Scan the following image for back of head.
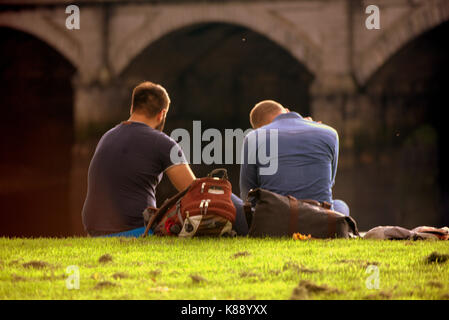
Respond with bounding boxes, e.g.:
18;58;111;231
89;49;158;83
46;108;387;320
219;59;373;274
249;100;285;129
131;81;170;118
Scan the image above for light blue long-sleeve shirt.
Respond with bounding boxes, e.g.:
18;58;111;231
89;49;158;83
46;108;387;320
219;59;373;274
239;112;339;206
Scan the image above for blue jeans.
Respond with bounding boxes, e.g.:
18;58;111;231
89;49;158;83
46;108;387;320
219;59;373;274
333;199;350;216
101;194;249;237
100;227;152;237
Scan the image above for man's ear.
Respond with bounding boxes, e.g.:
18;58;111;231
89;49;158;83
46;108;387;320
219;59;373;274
157;109;166;121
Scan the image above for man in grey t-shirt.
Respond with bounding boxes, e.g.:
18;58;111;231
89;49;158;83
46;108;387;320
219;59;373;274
82;81;248;237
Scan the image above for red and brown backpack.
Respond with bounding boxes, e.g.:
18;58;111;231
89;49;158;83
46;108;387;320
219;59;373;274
142;169;236;237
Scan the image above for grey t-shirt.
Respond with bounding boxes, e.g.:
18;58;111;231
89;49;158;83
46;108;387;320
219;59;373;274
81;121;186;235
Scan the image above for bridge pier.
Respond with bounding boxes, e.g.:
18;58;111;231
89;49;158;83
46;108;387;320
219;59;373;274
311;71;442;229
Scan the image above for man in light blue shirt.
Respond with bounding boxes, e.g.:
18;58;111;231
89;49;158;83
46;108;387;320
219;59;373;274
240;100;349;216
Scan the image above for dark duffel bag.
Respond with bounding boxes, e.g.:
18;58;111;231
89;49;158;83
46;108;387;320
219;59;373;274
244;188;359;238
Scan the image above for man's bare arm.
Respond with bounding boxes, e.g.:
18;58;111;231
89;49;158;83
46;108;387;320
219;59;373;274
165;164;196;192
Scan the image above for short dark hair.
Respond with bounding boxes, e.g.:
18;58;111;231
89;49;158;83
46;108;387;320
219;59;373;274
131;81;170;117
250;100;285;128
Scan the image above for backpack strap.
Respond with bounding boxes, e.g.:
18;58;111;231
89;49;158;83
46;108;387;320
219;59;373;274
142;184;192;237
344;216;360;237
302;199;332;209
243;188;260;228
327;212;337;238
287;196;299;235
207;168;228;180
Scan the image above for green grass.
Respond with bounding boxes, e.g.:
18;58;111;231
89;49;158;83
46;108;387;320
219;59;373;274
0;237;448;300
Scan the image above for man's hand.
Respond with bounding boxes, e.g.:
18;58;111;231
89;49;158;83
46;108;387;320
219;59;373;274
165;164;196;192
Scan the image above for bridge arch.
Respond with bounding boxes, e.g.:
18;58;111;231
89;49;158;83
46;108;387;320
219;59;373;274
0;26;77;237
0;10;82;72
110;5;321;77
356;0;449;85
117;21;315;203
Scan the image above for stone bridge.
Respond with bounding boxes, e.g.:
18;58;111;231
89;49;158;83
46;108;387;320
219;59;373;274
1;0;448;236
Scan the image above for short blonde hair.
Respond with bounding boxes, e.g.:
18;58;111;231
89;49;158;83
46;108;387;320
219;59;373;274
249;100;285;128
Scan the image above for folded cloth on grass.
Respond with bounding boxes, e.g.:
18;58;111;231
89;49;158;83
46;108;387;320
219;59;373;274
363;226;449;240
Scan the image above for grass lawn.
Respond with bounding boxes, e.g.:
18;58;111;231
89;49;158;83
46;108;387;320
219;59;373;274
0;237;448;300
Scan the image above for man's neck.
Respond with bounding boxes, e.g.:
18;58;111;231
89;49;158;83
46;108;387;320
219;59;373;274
127;113;158;129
